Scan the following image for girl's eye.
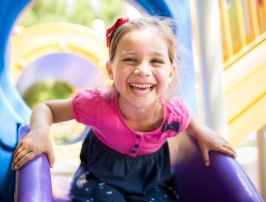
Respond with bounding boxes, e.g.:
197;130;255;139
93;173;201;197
124;58;136;62
151;59;163;64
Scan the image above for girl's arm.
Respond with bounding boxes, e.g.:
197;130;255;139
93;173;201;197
12;99;73;170
186;112;237;166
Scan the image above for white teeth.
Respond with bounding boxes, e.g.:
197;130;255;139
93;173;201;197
132;88;151;94
129;83;154;94
130;84;153;88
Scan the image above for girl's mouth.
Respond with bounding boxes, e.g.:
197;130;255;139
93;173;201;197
129;83;154;94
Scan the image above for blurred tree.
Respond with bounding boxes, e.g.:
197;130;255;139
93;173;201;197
22;79;80;144
19;0;125;109
18;0;123;28
23;79;74;109
18;0;124;143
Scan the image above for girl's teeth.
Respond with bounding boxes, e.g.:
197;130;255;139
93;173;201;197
129;83;154;93
130;84;153;88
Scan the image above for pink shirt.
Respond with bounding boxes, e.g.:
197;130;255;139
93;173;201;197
72;89;191;157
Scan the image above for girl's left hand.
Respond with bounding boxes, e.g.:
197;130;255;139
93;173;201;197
196;129;237;166
187;112;237;166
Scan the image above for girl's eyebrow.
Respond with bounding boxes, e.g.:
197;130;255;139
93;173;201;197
153;51;168;58
119;51;168;58
119;50;136;55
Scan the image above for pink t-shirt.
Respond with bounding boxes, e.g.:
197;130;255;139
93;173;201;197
72;89;191;157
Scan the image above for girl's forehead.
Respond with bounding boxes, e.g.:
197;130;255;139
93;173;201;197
115;30;169;58
119;29;167;47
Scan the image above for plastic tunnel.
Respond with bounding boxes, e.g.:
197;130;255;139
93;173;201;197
1;0;265;201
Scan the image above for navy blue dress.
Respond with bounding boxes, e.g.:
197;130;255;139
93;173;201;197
70;129;179;202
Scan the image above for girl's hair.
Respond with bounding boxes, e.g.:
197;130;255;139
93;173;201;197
107;15;182;99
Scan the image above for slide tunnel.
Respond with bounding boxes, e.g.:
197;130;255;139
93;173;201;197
0;0;195;200
10;22;106;94
3;0;265;200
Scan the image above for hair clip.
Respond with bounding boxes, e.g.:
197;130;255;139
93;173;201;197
106;17;129;47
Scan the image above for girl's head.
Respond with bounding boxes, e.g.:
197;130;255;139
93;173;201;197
106;15;181;101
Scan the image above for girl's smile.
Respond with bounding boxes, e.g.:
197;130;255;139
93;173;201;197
129;83;155;96
107;29;175;113
13;17;238;202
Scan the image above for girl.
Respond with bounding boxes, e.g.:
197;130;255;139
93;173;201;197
12;16;236;202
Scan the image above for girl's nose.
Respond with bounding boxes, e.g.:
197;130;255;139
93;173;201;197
134;63;151;76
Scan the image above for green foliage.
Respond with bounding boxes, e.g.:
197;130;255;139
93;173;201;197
23;79;74;109
19;0;125;110
18;0;123;28
22;79;82;144
18;0;124;143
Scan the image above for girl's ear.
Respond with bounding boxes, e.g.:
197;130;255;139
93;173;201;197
106;62;114;80
169;65;176;83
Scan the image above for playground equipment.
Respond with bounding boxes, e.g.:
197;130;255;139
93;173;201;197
0;1;196;201
10;22;106;94
0;0;265;201
16;125;264;202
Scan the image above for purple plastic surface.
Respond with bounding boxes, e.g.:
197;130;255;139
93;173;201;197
172;133;265;202
15;125;265;202
16;126;53;202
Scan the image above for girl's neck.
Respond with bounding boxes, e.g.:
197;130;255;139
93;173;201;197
118;98;164;132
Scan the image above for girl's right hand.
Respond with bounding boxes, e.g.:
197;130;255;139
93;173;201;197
12;128;55;170
12;99;74;170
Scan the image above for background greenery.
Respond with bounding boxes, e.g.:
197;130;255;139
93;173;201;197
18;0;123;143
19;0;123;28
23;79;73;108
20;0;123;109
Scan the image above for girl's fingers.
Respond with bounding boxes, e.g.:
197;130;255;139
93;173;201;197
223;141;232;148
45;149;55;168
12;146;25;166
221;144;237;158
224;142;236;152
13;143;25;160
13;151;35;170
13;142;22;154
201;148;210;167
12;147;34;170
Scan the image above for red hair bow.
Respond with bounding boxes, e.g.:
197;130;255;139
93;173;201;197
106;17;129;47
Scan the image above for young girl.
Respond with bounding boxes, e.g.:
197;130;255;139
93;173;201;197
13;16;236;202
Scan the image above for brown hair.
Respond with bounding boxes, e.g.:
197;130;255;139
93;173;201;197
107;15;182;99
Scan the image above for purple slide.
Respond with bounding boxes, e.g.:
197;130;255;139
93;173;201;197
15;125;264;202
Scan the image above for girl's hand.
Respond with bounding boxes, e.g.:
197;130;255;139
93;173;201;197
187;112;237;166
196;129;237;166
12;99;73;170
12;128;55;170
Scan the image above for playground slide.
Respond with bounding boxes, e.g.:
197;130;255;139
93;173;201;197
223;35;266;147
9;18;266;200
11;22;266;149
0;1;195;201
10;22;108;84
16;125;264;202
9;23;108;199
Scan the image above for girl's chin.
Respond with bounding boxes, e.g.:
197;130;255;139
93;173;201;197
125;98;159;109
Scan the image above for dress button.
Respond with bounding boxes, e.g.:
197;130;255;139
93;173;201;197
136;135;141;139
134;144;139;148
131;150;137;153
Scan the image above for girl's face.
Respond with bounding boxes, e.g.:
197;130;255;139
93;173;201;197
107;29;175;112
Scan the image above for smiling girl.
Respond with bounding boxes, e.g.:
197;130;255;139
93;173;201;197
13;16;236;202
